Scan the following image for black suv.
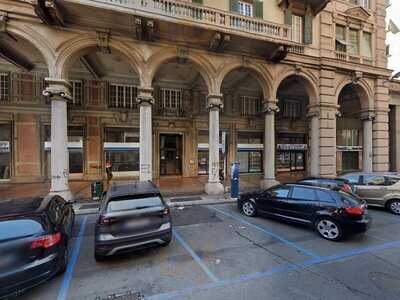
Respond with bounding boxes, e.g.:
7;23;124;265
94;181;172;261
238;184;371;241
0;195;75;298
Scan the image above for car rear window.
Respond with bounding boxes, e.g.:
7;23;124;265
331;191;361;206
0;218;44;242
107;196;163;212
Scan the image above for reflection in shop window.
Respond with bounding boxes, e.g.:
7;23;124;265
104;127;139;174
0;124;11;179
44;125;84;176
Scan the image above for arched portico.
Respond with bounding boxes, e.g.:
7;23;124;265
274;72;320;179
336;80;374;173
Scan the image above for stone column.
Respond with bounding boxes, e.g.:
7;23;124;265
43;78;73;201
261;100;279;188
137;87;154;181
307;107;320;177
205;94;224;195
361;111;375;172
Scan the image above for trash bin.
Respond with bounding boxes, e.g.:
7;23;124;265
91;181;103;201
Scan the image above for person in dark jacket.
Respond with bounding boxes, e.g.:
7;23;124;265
106;161;113;186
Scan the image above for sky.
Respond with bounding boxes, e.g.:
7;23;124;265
387;1;400;75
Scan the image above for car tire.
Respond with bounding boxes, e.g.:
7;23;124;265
315;218;343;241
94;251;106;262
387;199;400;215
241;200;257;217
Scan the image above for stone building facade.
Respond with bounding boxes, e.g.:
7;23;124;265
0;0;396;199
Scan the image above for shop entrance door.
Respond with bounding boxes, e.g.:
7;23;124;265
160;134;182;176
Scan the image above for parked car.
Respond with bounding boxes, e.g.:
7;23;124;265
298;177;354;193
340;172;400;215
94;181;172;261
0;195;75;299
238;184;371;241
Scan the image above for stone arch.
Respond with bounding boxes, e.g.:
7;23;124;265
216;61;273;100
273;69;319;106
146;49;215;93
55;35;145;81
6;23;55;75
335;78;374;110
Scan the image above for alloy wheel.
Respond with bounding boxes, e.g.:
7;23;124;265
242;201;256;217
389;200;400;215
317;219;340;240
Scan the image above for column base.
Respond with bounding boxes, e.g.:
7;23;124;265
205;182;224;195
49;189;74;202
260;178;280;189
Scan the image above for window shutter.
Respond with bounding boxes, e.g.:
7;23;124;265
192;0;203;4
230;0;239;12
254;1;263;19
284;8;292;25
304;7;313;44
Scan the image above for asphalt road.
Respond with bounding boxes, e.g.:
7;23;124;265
19;204;400;300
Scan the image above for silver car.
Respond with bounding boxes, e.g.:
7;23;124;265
340;172;400;215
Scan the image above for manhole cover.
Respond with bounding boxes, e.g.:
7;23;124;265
80;203;100;209
170;196;203;203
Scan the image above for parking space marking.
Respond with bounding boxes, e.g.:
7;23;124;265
57;216;88;300
172;228;219;283
211;207;320;259
147;238;400;300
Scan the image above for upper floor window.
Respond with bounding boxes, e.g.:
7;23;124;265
109;83;138;109
349;0;371;9
241;96;261;116
238;1;253;17
292;14;304;43
361;32;372;58
70;80;83;107
282;99;301;119
337;129;359;146
348;29;360;55
161;88;182;110
0;74;9;102
335;25;347;52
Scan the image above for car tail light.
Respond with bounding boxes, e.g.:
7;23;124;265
162;207;170;217
99;216;117;225
345;205;365;216
342;183;352;193
31;232;61;249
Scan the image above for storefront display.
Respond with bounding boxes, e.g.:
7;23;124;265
276;133;307;173
197;130;227;175
0;124;11;180
237;131;263;173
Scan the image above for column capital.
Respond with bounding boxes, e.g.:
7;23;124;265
43;78;72;101
207;94;224;110
262;99;279;114
360;110;376;121
306;106;320;118
137;87;155;106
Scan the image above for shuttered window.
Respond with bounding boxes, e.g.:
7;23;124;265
109;84;138;109
292;14;304;43
161;88;182;109
336;25;347;52
348;29;360;55
361;32;372;58
238;1;253;17
70;80;83;107
0;74;9;102
242;96;261;116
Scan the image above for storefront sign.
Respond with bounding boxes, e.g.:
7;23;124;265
44;141;84;151
277;144;308;151
337;146;362;151
0;141;10;153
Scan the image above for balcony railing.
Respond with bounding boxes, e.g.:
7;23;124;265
79;0;292;42
335;51;373;65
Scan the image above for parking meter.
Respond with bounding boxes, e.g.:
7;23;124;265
231;162;240;199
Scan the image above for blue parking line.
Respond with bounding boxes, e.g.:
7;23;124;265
211;207;320;259
147;239;400;300
172;228;219;283
57;216;88;300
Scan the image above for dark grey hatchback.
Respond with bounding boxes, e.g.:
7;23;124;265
94;181;172;261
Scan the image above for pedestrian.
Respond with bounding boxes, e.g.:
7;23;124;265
105;161;113;187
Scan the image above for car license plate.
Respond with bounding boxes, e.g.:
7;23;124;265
124;219;150;229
